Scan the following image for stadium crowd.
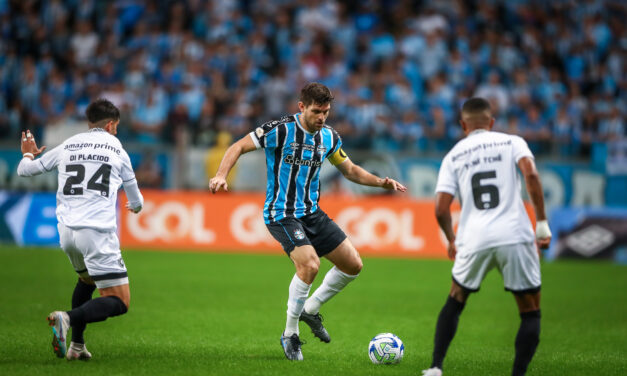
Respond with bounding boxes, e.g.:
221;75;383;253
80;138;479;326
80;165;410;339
0;0;625;157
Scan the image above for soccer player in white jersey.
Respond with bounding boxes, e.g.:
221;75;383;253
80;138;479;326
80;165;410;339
421;98;552;376
17;99;144;360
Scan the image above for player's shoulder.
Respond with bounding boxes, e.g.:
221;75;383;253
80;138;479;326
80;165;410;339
322;124;340;137
259;115;296;132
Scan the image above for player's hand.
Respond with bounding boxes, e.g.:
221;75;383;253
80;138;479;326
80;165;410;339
447;242;457;260
209;176;228;193
537;236;551;250
20;130;46;157
381;177;407;192
126;202;142;214
535;220;551;250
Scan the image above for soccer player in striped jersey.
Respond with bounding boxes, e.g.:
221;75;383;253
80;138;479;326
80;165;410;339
209;82;407;361
421;98;551;376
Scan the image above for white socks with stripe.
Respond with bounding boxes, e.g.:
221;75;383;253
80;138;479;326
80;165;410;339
304;266;359;315
285;274;311;336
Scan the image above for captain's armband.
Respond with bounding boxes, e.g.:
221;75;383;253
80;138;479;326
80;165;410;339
328;147;349;166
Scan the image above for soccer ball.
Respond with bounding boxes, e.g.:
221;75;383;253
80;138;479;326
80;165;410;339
368;333;404;364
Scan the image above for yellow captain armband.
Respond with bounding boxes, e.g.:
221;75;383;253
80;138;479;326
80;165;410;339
328;147;349;166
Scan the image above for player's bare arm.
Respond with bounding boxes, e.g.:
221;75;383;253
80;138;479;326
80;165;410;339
518;156;552;249
20;130;46;159
334;158;407;192
209;134;257;193
435;192;457;260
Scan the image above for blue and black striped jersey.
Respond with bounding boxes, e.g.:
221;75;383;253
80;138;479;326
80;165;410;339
250;113;346;224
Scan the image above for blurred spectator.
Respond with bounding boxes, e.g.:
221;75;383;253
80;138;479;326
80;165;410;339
0;0;623;159
132;90;168;144
135;152;164;189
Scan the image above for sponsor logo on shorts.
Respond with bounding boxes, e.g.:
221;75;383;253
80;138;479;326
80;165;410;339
294;229;305;240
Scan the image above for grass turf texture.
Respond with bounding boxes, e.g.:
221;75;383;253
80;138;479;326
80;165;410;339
0;246;625;376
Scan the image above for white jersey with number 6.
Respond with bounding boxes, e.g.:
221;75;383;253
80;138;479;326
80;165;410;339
24;128;137;231
435;130;535;255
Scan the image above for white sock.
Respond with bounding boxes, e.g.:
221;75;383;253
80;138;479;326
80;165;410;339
285;274;311;336
304;266;359;314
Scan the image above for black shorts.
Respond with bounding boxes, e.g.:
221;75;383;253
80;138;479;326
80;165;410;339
266;209;347;257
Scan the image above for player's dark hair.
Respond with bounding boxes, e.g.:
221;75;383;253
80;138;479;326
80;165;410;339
85;98;120;126
461;97;491;114
300;83;334;106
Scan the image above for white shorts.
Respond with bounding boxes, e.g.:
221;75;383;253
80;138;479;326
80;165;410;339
452;242;541;293
58;223;129;289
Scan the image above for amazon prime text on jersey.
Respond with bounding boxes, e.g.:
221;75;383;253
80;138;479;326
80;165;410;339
64;142;121;154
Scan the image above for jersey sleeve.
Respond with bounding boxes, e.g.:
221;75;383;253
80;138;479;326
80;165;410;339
512;136;534;163
326;128;347;165
435;153;457;195
17;145;62;176
250;120;280;149
38;145;62;171
120;150;137;183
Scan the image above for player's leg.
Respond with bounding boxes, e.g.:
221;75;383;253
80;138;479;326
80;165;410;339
512;292;541;376
266;218;317;360
48;223;95;359
279;245;318;360
305;238;361;315
300;211;355;343
66;275;96;360
287;244;319;332
49;228;130;359
497;242;542;376
424;249;495;375
425;280;470;375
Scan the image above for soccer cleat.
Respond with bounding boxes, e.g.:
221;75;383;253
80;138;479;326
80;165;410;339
66;342;92;361
280;332;304;361
299;311;331;343
47;311;70;358
422;367;443;376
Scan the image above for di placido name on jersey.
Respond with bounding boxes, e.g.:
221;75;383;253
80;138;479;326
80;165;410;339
64;142;122;155
69;154;111;162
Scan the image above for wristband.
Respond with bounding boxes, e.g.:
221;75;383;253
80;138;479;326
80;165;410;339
23;152;34;159
535;219;552;239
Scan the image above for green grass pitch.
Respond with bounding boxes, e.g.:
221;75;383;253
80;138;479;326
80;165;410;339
0;246;625;375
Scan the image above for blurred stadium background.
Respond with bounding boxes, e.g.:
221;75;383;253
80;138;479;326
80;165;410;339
0;0;625;260
0;1;626;375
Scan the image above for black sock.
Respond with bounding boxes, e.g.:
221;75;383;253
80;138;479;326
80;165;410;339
70;279;96;344
67;296;128;327
431;296;466;369
512;310;541;376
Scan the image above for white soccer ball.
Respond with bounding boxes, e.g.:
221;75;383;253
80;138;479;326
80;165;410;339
368;333;404;364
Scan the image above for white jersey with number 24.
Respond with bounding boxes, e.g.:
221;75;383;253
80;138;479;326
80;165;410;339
29;128;137;231
435;130;535;254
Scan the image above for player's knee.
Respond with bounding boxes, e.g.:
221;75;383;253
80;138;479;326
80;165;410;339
122;297;130;311
449;283;469;303
305;259;320;275
297;257;320;277
348;257;363;275
79;275;95;285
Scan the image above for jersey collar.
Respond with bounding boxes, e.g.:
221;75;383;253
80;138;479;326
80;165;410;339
468;129;488;137
89;127;107;132
294;113;318;135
